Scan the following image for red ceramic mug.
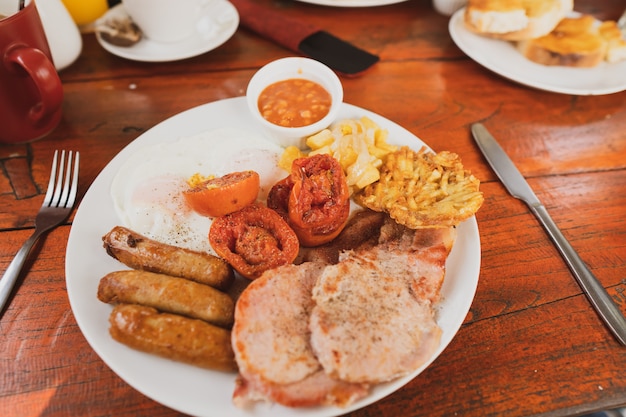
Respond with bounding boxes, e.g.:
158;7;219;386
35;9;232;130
0;1;63;144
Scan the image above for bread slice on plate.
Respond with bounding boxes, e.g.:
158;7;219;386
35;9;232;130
518;15;626;67
598;20;626;63
518;15;604;67
464;0;574;41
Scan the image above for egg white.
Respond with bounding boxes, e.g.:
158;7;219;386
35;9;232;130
110;127;287;254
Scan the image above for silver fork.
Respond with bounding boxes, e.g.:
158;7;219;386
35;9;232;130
0;150;80;315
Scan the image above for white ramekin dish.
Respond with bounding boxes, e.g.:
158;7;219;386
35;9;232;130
246;56;343;149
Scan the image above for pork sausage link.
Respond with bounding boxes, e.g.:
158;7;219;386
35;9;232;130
98;270;234;328
109;304;237;372
102;225;234;290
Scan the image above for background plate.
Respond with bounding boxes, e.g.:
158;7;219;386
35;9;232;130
296;0;408;7
449;8;626;95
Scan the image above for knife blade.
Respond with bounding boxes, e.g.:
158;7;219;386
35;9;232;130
471;122;626;345
230;0;379;76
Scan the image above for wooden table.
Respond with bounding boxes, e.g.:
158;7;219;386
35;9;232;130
2;0;625;416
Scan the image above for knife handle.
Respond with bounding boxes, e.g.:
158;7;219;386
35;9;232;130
229;0;320;52
529;203;626;345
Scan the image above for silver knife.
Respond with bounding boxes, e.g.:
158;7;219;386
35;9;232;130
471;122;626;345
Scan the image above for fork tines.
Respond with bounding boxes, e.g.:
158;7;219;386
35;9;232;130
44;150;80;209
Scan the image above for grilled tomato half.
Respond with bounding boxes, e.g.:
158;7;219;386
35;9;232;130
183;170;260;218
208;203;299;279
268;154;350;247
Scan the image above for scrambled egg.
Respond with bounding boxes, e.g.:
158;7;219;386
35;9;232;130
186;173;215;188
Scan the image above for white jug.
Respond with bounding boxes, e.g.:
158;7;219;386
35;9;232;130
30;0;83;70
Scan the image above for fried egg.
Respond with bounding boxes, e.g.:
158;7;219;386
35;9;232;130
110;127;287;254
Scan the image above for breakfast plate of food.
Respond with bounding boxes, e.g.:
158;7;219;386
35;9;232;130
66;96;482;416
449;5;626;95
95;0;239;62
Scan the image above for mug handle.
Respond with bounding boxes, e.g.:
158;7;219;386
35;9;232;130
6;46;63;123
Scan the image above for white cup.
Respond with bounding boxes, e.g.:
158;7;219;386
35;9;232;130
122;0;207;43
432;0;466;16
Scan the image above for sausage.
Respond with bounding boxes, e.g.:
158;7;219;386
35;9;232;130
98;270;234;328
102;226;234;291
109;304;237;372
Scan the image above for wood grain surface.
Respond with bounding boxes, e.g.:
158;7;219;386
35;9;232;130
1;0;625;416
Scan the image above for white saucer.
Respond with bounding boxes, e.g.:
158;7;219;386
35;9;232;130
449;8;626;95
96;0;239;62
296;0;408;7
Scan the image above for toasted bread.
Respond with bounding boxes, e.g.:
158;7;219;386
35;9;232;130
464;0;573;41
518;15;626;67
598;20;626;63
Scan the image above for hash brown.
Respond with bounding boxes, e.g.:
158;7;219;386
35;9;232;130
354;146;484;228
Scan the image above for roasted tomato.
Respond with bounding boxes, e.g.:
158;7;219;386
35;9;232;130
208;203;299;279
183;171;260;218
266;175;292;218
269;154;350;247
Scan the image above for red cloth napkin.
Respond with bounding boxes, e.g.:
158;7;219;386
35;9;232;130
230;0;320;52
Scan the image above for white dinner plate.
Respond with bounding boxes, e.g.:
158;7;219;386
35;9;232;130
449;8;626;95
95;1;239;62
296;0;408;7
65;97;481;417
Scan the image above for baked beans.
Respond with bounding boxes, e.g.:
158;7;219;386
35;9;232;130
258;78;332;128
